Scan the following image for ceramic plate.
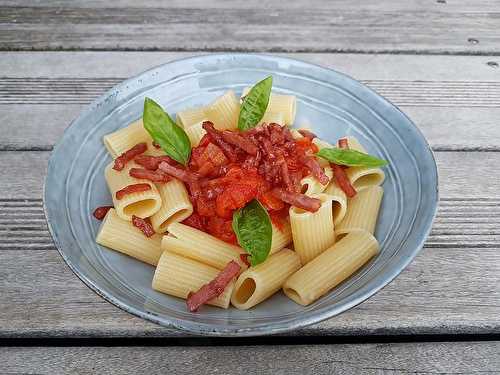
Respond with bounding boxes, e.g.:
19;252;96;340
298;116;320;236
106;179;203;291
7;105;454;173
44;54;438;336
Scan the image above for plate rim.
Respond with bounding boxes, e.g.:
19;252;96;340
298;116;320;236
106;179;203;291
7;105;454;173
44;53;439;336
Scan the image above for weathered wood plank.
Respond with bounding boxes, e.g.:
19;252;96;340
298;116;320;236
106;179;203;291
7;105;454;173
3;52;499;80
4;105;500;152
1;53;500;151
4;78;500;107
0;5;499;53
0;245;499;338
2;198;499;250
3;0;500;12
2;342;500;374
0;151;498;198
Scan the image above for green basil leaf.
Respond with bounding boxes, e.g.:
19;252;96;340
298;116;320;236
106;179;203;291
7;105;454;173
317;147;388;168
232;199;272;266
143;97;191;165
238;76;273;131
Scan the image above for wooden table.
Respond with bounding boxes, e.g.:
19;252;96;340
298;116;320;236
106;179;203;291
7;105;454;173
1;2;499;374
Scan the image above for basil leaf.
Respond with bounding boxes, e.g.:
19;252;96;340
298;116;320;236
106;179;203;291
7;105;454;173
238;76;273;131
232;199;272;266
143;98;191;165
317;147;388;168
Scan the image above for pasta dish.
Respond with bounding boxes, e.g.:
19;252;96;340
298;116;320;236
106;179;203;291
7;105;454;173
93;76;388;312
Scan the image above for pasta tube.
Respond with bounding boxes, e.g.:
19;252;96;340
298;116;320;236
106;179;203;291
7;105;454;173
301;166;333;196
323;181;348;225
161;222;247;270
152;252;234;309
336;185;383;240
205;91;240;130
342;136;385;190
96;208;163;266
150;179;193;233
270;220;292;255
242;88;296;125
103;119;152;159
104;162;162;221
231;249;301;310
175;106;207;128
290;193;335;264
283;230;379;306
259;111;285;126
184;120;207;147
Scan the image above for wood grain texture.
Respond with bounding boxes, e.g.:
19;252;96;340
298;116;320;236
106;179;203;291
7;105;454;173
0;4;499;53
1;52;500;151
0;151;499;337
0;246;499;338
2;198;499;251
4;78;500;107
2;342;500;374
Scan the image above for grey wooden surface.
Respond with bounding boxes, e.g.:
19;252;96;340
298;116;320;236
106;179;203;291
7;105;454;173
1;1;500;374
2;342;500;375
1;1;499;54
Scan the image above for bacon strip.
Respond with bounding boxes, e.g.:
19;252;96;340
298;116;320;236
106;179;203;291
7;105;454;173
158;162;200;183
115;183;151;200
333;138;357;198
221;130;259;155
298;129;317;140
134;155;177;170
271;188;321;212
276;152;293;191
301;156;330;185
129;168;171;183
202;121;237;162
113;143;148;171
186;260;241;312
93;206;113;220
132;215;155;237
332;164;357;198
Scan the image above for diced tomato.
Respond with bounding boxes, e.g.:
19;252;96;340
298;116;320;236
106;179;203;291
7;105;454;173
216;184;257;218
196;197;217;217
182;213;207;232
295;137;318;155
207;216;237;244
259;190;285;211
269;208;289;231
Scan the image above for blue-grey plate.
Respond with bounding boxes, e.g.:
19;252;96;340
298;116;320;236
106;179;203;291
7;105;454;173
44;54;438;336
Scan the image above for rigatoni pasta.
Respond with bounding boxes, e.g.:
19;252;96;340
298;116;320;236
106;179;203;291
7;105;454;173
283;231;379;306
343;136;385;190
94;77;389;313
104;162;162;221
242;88;296;125
323;181;348;225
301;166;333;196
205;91;240;130
153;252;234;309
96;208;163;266
231;249;301;310
176;106;207;128
150;179;193;233
290;193;336;264
184;121;207;147
270;220;292;255
336;185;384;240
103;119;152;159
161;222;247;270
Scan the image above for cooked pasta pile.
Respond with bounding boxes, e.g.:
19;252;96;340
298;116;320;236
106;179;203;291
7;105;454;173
94;77;388;312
